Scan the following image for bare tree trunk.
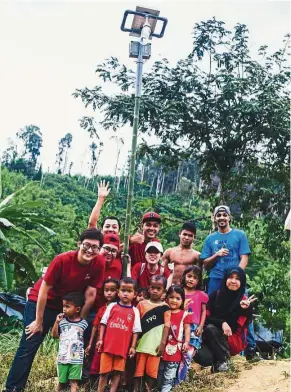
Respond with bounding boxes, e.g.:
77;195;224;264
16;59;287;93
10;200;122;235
156;170;162;198
150;174;156;194
140;163;145;182
160;172;165;195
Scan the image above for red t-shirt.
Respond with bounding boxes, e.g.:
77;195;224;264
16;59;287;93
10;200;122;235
131;263;171;289
129;238;160;266
163;310;191;362
94;256;122;310
93;304;107;327
100;302;142;359
28;251;105;310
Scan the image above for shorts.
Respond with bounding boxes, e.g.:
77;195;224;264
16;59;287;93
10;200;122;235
189;323;202;349
99;352;126;374
134;353;161;379
57;363;82;383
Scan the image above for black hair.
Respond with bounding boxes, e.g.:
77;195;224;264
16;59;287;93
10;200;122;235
101;216;121;231
63;292;85;308
120;277;137;290
166;286;185;309
181;265;203;290
79;228;103;246
149;274;167;289
103;278;120;291
180;221;196;236
137;287;149;298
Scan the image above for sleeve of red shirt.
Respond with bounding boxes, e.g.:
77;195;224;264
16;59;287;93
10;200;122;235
93;305;106;326
43;254;64;287
184;313;192;324
131;263;141;281
91;256;106;289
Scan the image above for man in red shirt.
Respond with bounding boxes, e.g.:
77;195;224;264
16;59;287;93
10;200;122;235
4;228;105;392
129;212;161;266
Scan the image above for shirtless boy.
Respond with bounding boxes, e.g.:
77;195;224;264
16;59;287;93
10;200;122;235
162;221;201;285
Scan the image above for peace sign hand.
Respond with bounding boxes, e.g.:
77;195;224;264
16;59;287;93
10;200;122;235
240;294;257;309
98;180;111;199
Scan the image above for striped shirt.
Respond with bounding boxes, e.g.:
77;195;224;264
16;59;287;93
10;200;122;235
57;318;88;364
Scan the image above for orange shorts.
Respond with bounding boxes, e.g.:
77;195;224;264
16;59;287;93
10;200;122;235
99;352;126;374
134;353;161;379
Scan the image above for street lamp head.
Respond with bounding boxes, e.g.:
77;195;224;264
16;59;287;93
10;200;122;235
121;6;168;39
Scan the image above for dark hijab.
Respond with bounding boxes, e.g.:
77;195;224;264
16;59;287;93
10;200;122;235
208;267;251;332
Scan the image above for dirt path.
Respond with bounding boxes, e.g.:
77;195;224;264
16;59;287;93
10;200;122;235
225;359;290;392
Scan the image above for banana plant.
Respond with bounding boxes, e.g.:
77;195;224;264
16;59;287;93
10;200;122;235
0;183;55;291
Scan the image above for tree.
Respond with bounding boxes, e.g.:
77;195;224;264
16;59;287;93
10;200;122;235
16;125;43;173
73;19;290;203
0;184;55;291
55;133;73;174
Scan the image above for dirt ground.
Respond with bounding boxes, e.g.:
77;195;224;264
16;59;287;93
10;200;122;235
225;359;290;392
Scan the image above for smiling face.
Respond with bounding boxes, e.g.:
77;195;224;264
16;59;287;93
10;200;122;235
78;239;100;264
179;229;195;247
166;290;183;311
102;219;120;235
142;220;160;240
214;211;231;231
226;272;241;291
145;248;161;265
100;244;119;263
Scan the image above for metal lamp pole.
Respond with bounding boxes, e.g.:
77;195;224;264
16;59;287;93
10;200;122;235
120;9;167;276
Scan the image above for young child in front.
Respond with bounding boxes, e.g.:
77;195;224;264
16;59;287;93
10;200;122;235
133;275;171;392
158;286;191;392
51;292;88;392
85;278;119;376
96;277;141;392
177;266;208;382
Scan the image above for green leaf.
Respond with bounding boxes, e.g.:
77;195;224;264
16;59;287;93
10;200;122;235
11;226;46;251
39;224;56;236
0;218;14;228
0;256;14;291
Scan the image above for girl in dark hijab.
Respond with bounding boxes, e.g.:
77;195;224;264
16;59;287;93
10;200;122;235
202;267;256;372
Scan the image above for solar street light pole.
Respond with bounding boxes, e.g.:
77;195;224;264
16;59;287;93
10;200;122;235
121;9;168;276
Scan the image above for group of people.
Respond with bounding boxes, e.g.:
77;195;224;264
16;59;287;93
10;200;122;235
3;182;257;392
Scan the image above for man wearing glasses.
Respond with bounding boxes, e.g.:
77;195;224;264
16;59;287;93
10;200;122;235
4;228;105;392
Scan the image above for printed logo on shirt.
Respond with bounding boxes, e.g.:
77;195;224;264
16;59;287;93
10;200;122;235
110;317;129;331
85;274;91;280
127;314;133;322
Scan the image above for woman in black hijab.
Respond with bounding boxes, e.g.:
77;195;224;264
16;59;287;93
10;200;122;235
202;266;256;372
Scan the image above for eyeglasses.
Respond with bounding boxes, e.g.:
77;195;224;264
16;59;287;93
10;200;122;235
82;242;100;254
103;246;118;255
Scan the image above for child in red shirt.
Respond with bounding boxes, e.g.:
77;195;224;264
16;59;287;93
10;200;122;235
97;277;141;392
158;286;191;392
85;278;119;375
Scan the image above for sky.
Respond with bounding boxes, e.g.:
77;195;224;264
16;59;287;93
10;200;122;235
0;0;289;176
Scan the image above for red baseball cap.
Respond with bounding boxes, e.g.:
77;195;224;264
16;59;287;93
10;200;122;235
142;212;161;224
103;233;120;249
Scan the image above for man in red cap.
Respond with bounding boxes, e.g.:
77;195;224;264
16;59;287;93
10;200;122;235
129;212;161;266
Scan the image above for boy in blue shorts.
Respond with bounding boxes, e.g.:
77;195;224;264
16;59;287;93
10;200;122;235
52;292;88;392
